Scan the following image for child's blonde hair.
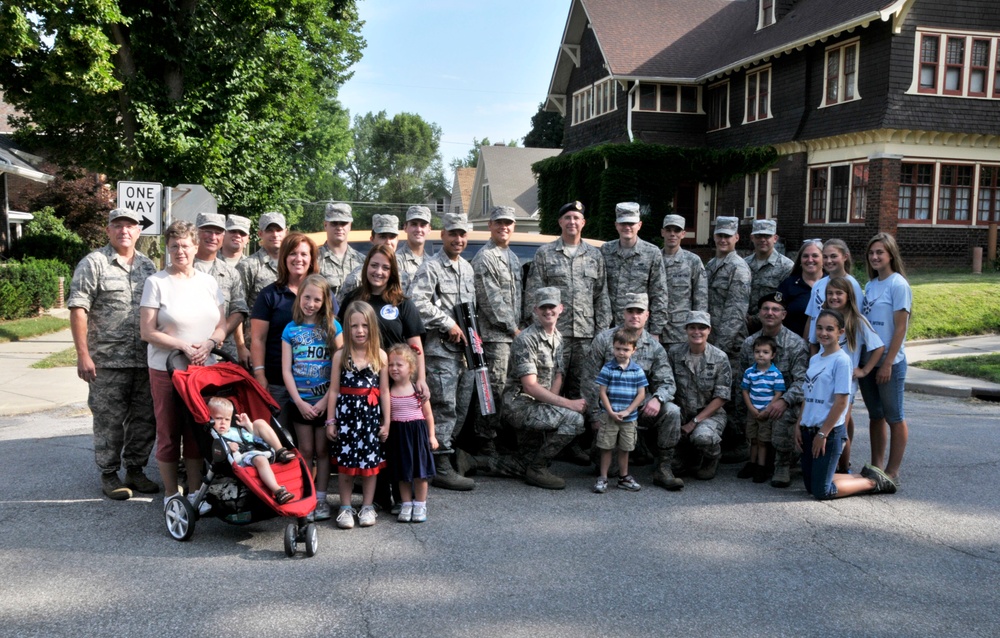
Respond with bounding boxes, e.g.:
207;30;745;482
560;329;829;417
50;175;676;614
386;343;417;383
824;276;870;352
207;396;235;417
341;300;382;373
293;273;339;351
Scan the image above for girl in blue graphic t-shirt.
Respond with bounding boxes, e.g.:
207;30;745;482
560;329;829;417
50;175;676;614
282;274;342;521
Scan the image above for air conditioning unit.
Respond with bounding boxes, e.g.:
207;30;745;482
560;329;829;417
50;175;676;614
744;206;756;219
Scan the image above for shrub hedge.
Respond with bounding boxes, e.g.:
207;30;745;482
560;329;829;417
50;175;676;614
0;258;72;320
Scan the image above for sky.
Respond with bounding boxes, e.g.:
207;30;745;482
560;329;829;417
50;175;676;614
337;0;572;183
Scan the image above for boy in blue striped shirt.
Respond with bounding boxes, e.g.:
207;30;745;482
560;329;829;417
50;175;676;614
740;335;786;483
593;329;648;493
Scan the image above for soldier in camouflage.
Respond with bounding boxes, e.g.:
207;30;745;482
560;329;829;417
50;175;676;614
337;214;400;303
706;216;751;356
318;202;365;299
396;205;434;292
600;202;669;339
660;214;708;346
582;293;684;490
236;212;286;365
737;292;809;488
192;213;249;363
503;287;586;490
68;208;159;500
221;214;250;268
666;311;732;480
470;205;522;463
745;219;794;335
409;213;477;491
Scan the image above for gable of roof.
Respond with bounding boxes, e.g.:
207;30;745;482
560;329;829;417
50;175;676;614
469;145;562;220
452;167;476;214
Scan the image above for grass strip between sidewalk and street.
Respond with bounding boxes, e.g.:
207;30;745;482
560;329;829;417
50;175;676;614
0;316;70;343
902;272;1000;340
912;354;1000;385
31;346;79;369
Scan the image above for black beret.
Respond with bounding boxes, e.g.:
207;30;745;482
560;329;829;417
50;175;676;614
757;292;788;311
558;201;585;217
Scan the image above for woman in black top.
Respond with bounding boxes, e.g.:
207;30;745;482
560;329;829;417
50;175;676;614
777;239;824;338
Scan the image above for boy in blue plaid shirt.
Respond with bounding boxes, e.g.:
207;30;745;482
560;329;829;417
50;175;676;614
593;329;648;493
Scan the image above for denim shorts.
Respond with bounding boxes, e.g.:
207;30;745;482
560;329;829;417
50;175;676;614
858;359;906;424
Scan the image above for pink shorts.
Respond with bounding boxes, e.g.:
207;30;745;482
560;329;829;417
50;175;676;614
149;368;201;463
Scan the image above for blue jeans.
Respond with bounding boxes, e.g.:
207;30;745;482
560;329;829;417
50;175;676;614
859;359;907;424
800;424;846;500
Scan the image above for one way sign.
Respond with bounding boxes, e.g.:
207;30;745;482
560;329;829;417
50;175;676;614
117;181;163;235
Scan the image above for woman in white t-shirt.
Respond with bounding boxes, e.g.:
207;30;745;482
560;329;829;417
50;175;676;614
140;220;226;507
796;309;896;500
858;233;912;489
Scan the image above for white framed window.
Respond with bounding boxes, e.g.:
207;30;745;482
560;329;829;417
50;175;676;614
896;161;1000;225
766;169;779;219
571;77;617;125
758;0;775;30
744;66;771;123
745;170;778;219
823;39;861;106
634;83;700;114
706;81;730;131
482;184;492;216
911;29;1000;99
745;174;758;218
807;161;868;224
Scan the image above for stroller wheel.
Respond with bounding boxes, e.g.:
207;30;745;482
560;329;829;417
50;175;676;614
165;495;196;541
284;523;297;557
304;523;318;557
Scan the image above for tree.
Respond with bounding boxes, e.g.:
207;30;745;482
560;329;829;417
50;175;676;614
449;137;517;172
26;166;116;249
0;1;364;217
523;102;564;149
339;111;445;204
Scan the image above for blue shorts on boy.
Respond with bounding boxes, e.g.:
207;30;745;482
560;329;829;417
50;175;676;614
595;359;648;450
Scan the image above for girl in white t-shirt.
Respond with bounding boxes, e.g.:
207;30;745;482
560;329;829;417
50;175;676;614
803;239;864;342
859;233;912;488
808;277;885;473
796;310;896;499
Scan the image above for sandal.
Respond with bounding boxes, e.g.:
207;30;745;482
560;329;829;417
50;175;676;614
273;486;294;504
275;448;295;464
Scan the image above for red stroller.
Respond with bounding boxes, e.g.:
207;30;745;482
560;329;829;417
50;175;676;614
166;359;319;557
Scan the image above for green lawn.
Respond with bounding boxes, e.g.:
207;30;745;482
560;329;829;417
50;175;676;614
30;346;78;369
0;316;70;343
907;271;1000;339
913;354;1000;385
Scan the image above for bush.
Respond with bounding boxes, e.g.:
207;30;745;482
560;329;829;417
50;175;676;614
10;207;90;269
0;258;72;320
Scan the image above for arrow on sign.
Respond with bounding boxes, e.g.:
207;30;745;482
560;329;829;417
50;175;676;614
141;216;154;231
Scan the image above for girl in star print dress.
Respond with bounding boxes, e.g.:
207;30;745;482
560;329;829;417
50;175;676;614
326;301;390;529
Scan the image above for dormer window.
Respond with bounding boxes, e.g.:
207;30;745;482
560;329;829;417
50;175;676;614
758;0;775;29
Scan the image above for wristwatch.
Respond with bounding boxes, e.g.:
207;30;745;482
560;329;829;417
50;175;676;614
692;416;701;425
816;431;827;439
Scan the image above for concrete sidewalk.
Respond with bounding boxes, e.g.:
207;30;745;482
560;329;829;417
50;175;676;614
0;321;997;415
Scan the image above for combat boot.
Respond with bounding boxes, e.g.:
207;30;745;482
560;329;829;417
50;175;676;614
524;432;572;489
432;457;475;491
101;473;132;500
455;449;478;477
524;465;566;490
694;453;720;480
771;451;792;488
651;448;684;491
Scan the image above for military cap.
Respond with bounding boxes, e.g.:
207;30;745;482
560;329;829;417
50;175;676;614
196;213;226;230
441;213;472;233
751;219;777;235
662;214;686;229
534;287;561;308
109;208;141;224
757;291;788;311
615;202;641;224
226;215;251;234
623;292;649;311
371;214;400;235
686;310;712;327
489;206;517;223
714;216;739;236
558;201;585;217
405;205;433;223
259;212;286;231
325;202;353;223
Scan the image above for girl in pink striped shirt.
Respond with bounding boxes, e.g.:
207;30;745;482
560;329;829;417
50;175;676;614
386;344;438;523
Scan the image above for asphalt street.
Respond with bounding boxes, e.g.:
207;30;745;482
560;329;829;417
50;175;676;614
0;394;998;638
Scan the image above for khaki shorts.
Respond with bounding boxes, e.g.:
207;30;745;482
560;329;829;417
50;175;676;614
595;415;637;452
746;414;774;443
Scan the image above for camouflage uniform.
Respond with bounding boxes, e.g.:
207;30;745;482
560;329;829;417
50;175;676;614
236;248;279;338
396;242;431;294
666;341;732;458
661;249;708;345
409;250;476;454
601;238;669;336
336;266;363;304
706;250;752;356
471;238;522;443
193;257;248;361
745;250;794;324
67;245;157;475
222;255;244;268
524;239;611;399
318;243;365;298
738;326;808;472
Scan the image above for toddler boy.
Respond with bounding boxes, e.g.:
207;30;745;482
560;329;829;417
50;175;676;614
739;336;786;483
593;329;648;493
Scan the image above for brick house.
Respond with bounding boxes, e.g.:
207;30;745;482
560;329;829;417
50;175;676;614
544;0;1000;267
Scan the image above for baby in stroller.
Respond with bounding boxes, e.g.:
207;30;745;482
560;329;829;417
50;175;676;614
208;396;296;504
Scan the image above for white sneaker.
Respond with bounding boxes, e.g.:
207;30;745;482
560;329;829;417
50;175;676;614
411;503;427;523
187;493;211;515
397;503;413;523
358;504;377;527
336;506;355;529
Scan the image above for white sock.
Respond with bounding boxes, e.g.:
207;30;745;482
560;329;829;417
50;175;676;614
413;500;425;508
402;501;413;507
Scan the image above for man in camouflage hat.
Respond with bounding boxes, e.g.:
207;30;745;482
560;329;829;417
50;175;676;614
470;205;522;464
237;212;286;361
745;218;793;335
221;215;251;267
397;205;434;291
581;293;684;490
318;202;365;298
600;202;669;340
68;208;159;500
337;213;400;303
660;214;707;346
502;287;586;489
192;213;249;363
666;311;731;480
737;292;808;488
409;213;477;491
